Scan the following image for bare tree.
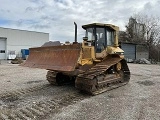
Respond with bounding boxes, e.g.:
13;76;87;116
134;14;160;45
125;16;146;43
125;14;160;61
118;31;129;42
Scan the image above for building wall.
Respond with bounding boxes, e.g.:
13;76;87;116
136;44;149;59
0;27;49;59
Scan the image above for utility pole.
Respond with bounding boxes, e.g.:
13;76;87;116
158;51;160;62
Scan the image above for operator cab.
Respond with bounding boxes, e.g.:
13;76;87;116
82;23;118;53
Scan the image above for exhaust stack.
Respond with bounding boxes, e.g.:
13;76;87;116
74;22;77;43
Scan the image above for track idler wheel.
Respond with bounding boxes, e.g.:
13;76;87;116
46;70;57;85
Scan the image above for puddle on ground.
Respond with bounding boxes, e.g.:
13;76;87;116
108;94;116;98
26;80;43;84
137;80;155;86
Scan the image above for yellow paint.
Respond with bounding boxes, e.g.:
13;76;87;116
116;62;122;71
78;42;95;65
107;46;124;54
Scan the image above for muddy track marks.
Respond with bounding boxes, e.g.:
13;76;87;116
0;84;50;103
0;93;89;120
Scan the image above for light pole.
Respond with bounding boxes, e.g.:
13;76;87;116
158;51;160;62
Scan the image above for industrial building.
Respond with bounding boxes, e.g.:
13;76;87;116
0;27;49;59
120;42;149;62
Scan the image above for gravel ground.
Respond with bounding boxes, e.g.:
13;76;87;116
0;61;47;93
0;61;160;120
49;63;160;120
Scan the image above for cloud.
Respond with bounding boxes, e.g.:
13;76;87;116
25;6;46;13
0;0;159;42
141;1;160;16
30;24;51;29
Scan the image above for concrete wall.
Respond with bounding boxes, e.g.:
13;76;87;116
0;27;49;59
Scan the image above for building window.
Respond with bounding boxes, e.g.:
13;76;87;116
0;50;5;53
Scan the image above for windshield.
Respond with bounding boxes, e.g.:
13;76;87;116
85;28;95;41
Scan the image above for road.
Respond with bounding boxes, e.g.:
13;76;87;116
0;63;160;120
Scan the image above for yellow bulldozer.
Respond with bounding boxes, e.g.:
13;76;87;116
21;22;130;95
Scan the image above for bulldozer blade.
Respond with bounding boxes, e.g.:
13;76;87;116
21;44;81;71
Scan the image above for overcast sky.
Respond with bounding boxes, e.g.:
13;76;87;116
0;0;159;42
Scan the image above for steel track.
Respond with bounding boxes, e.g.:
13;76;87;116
75;58;130;95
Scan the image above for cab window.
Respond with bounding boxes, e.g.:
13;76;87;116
106;30;114;46
86;28;95;41
96;28;105;53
